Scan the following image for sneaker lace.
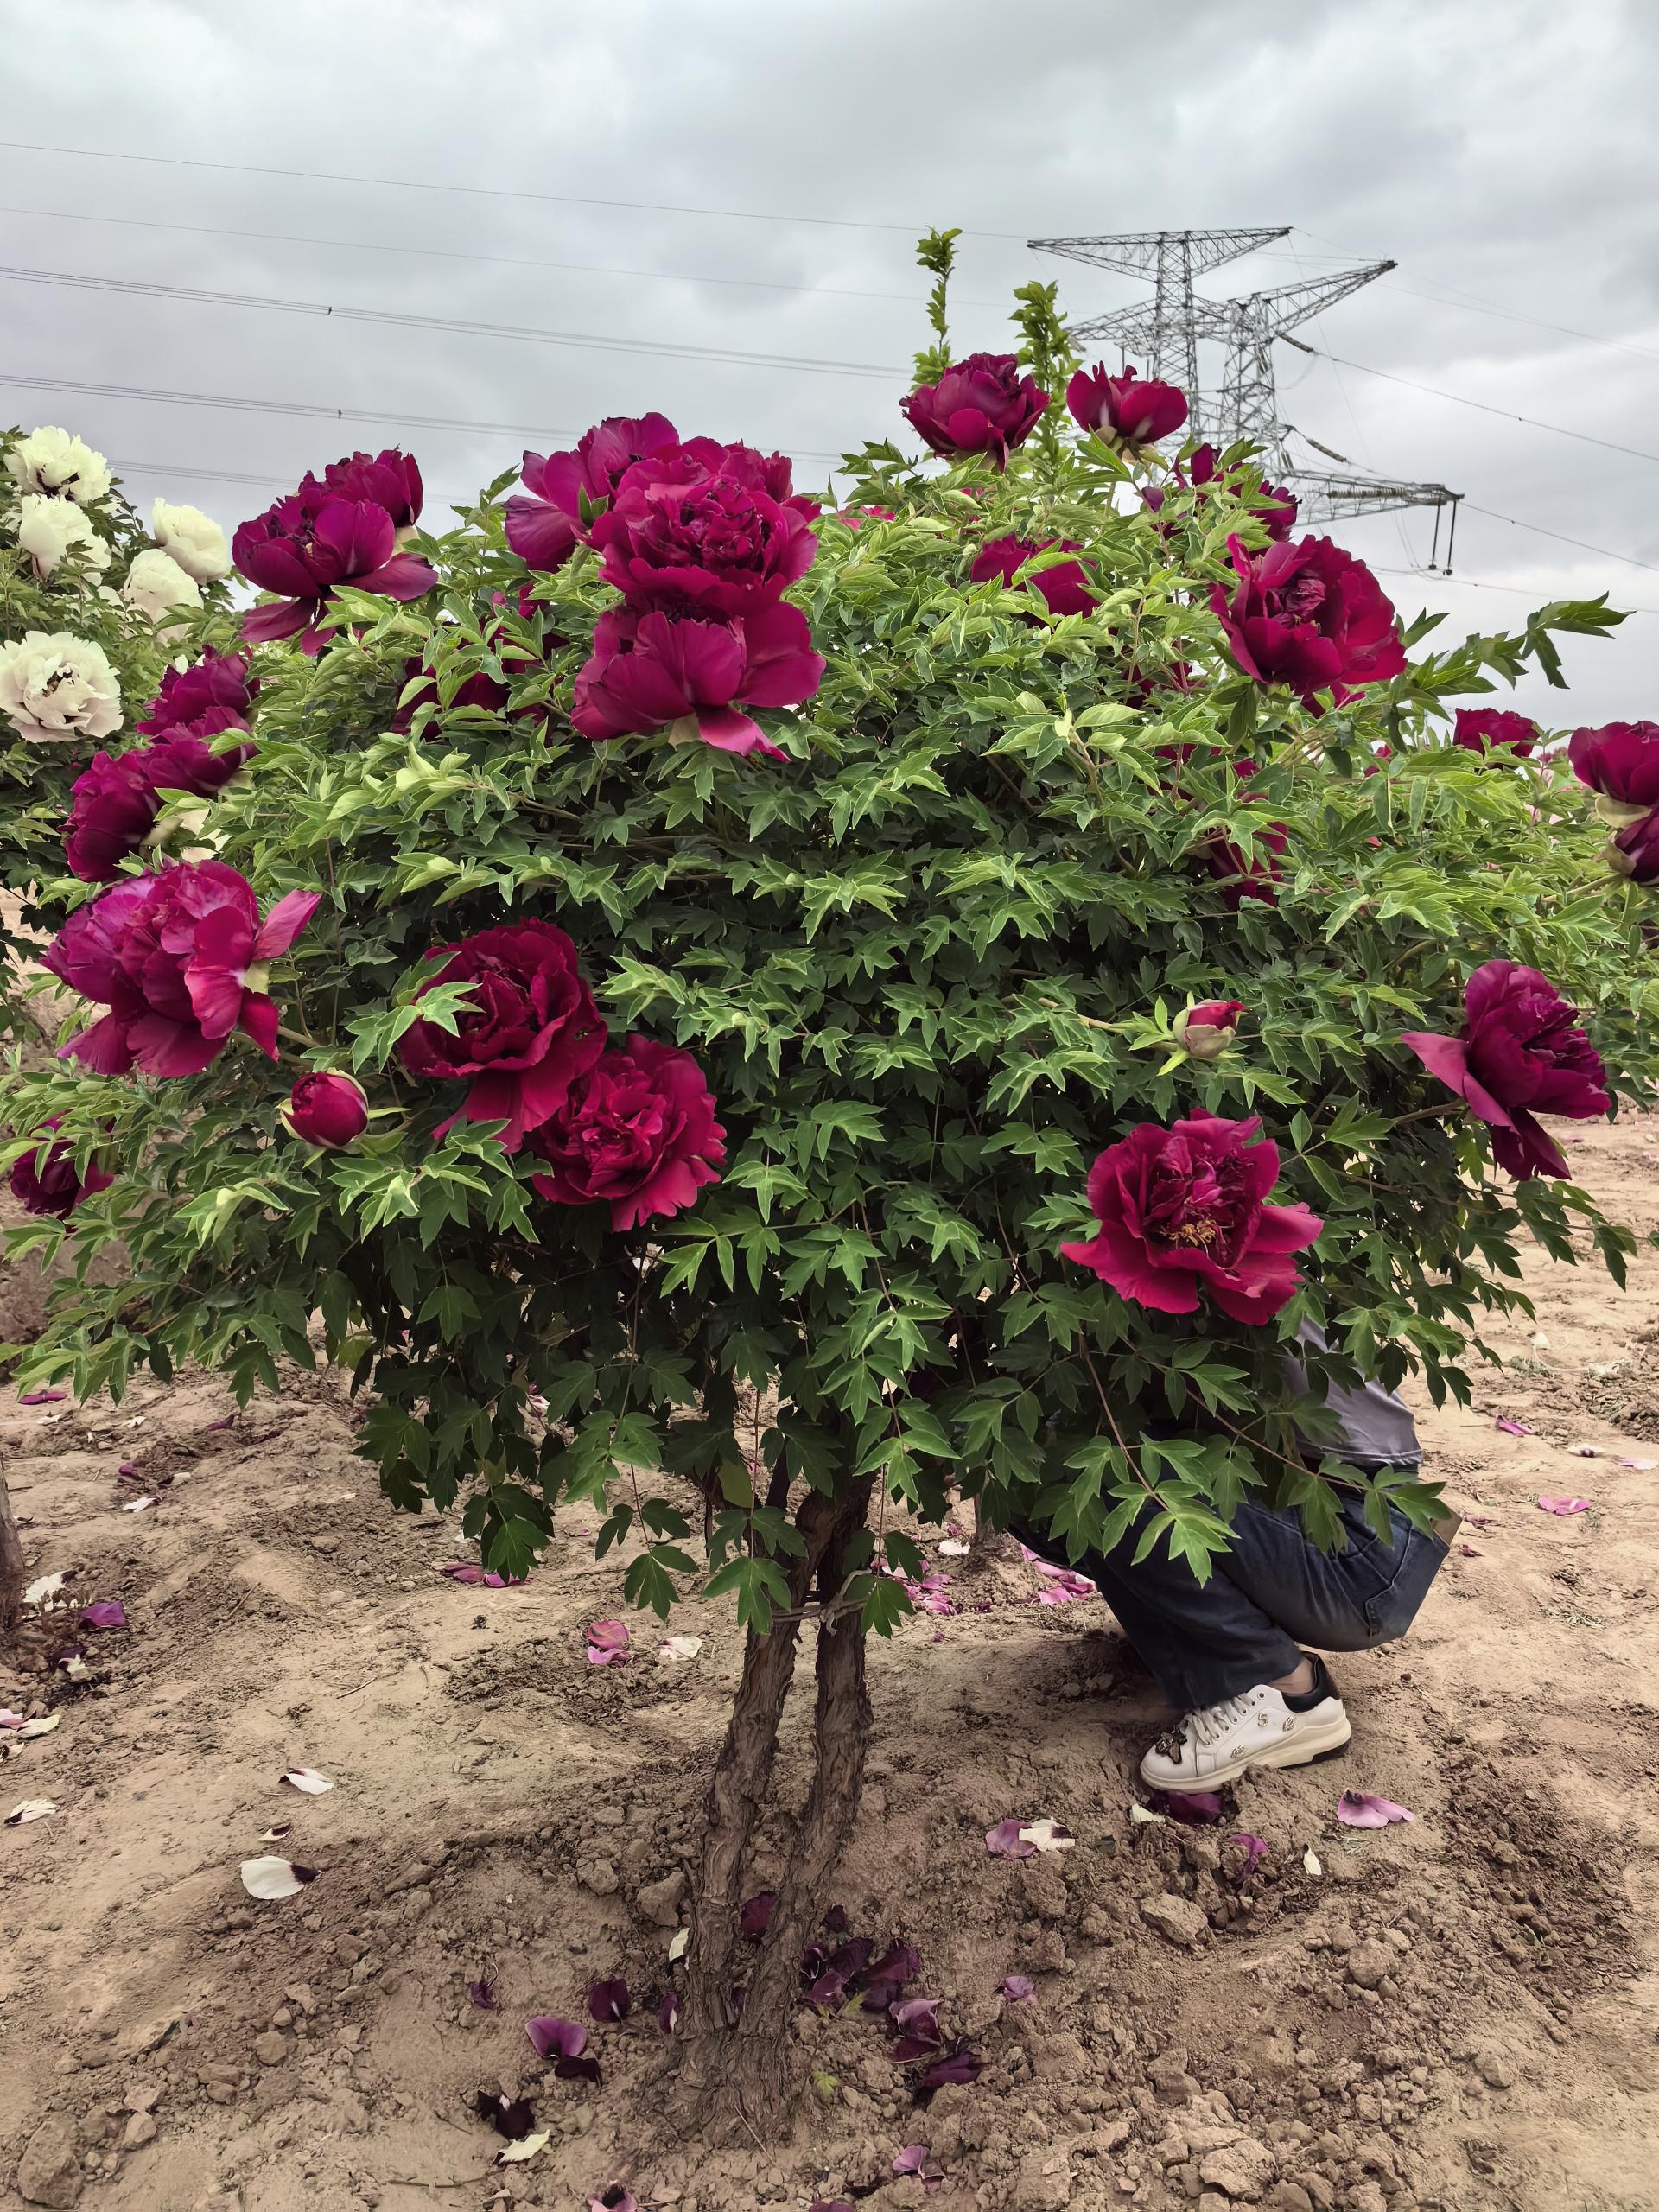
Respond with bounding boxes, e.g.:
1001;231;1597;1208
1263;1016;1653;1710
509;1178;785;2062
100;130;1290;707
1188;1692;1253;1748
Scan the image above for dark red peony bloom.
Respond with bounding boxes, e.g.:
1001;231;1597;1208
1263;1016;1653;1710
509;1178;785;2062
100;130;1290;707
900;353;1048;469
1202;763;1287;908
232;497;437;653
528;1034;726;1230
1062;1111;1321;1325
1453;708;1538;761
1173;1000;1244;1059
1567;720;1659;821
65;728;255;881
280;1071;369;1148
571;603;823;759
590;440;818;618
505;413;681;573
1608;808;1659;883
1144;446;1297;540
41;860;318;1078
969;535;1096;619
1066;363;1188;447
9;1117;114;1219
398;918;605;1151
300;448;423;530
1402;959;1611;1180
391;660;512;736
1211;534;1406;709
137;649;257;735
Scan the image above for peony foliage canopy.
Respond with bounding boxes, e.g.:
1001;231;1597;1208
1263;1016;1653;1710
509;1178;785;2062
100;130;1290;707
3;266;1656;1624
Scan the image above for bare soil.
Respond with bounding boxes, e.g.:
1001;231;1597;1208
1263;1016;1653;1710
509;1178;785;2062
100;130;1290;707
2;1116;1656;2212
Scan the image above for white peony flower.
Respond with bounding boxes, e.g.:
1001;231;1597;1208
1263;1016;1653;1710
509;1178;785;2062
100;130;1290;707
150;496;232;584
122;547;203;623
0;630;123;744
4;426;113;506
15;494;111;580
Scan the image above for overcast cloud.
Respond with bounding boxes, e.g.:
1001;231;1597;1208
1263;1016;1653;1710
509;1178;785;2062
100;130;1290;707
3;0;1656;722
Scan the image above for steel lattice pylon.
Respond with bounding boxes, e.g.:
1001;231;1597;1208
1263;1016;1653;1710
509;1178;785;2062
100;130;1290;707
1030;228;1461;538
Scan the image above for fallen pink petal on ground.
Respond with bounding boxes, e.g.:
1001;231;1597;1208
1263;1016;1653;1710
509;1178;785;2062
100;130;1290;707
1336;1792;1415;1829
1536;1496;1592;1516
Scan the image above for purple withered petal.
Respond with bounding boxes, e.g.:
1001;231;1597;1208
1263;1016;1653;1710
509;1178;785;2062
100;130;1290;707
556;2054;603;2085
1335;1791;1415;1829
893;2145;931;2174
804;1967;851;2011
985;1818;1036;1859
1158;1789;1224;1826
588;2192;638;2212
915;2044;983;2098
658;1988;680;2034
827;1936;875;1980
740;1891;776;1940
524;2015;586;2061
822;1904;849;1932
19;1389;66;1405
78;1602;126;1630
474;2090;536;2140
1226;1832;1268;1881
467;1977;498;2012
999;1974;1035;2001
587;1978;631;2023
809;2202;854;2212
861;1940;922;2010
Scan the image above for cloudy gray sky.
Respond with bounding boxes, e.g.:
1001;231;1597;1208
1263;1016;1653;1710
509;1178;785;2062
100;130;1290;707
4;0;1656;724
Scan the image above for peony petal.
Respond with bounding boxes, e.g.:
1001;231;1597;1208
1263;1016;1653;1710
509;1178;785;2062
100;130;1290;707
1158;1790;1224;1825
474;2089;535;2140
1227;1832;1268;1880
893;2146;931;2174
1303;1847;1323;1876
1335;1791;1415;1829
1128;1802;1166;1826
658;1634;702;1662
667;1927;690;1962
5;1800;55;1826
524;2015;586;2061
1494;1417;1534;1435
468;1977;498;2012
239;1856;318;1899
15;1713;62;1740
496;2132;550;2165
1536;1495;1592;1516
22;1572;68;1608
740;1891;776;1939
18;1389;66;1405
985;1818;1036;1859
259;1823;291;1842
281;1767;334;1795
999;1974;1034;2001
1016;1819;1075;1855
587;1978;631;2023
78;1602;126;1630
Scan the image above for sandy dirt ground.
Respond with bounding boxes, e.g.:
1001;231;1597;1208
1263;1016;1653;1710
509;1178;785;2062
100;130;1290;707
1;1115;1656;2212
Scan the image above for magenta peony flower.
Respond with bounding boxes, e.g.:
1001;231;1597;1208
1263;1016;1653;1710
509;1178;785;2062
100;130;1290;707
391;660;513;735
1062;1111;1321;1325
505;413;680;573
1203;766;1287;908
1173;999;1244;1059
900;353;1048;469
1211;534;1405;709
280;1071;369;1148
1144;446;1297;540
528;1034;726;1231
41;860;319;1078
1607;807;1659;883
137;649;256;736
571;603;823;759
1453;708;1538;760
590;440;818;618
399;918;605;1151
66;728;254;882
232;497;437;653
1402;959;1611;1180
8;1117;113;1219
1066;363;1187;447
969;535;1096;619
300;448;423;529
1567;720;1659;823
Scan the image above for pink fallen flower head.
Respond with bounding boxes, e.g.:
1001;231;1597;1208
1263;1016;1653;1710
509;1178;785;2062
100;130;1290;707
528;1034;725;1233
506;412;681;572
1453;707;1538;761
301;448;423;530
1606;806;1659;884
969;534;1096;619
1211;533;1405;709
66;726;255;882
232;494;436;652
1569;720;1659;828
999;1974;1034;2001
592;438;818;618
399;918;605;1153
79;1601;126;1630
1066;361;1188;447
1227;1832;1268;1880
137;649;257;735
280;1071;369;1149
1062;1111;1321;1326
1335;1791;1415;1829
1536;1494;1592;1516
571;603;823;759
901;353;1048;469
1173;999;1244;1061
41;860;318;1078
9;1118;114;1220
585;1618;631;1667
587;1978;631;2023
1158;1790;1224;1826
1402;959;1610;1181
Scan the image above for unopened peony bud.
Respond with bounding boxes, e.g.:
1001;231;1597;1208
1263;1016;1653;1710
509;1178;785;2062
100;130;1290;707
279;1071;369;1148
1173;999;1244;1059
1606;809;1659;884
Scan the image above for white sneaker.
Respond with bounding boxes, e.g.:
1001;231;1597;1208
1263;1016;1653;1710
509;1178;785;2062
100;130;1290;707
1139;1665;1351;1790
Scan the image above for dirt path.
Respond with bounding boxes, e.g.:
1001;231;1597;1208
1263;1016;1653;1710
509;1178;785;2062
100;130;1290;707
2;1117;1656;2212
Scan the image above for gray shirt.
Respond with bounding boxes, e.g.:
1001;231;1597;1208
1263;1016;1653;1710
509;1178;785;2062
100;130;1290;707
1281;1322;1423;1471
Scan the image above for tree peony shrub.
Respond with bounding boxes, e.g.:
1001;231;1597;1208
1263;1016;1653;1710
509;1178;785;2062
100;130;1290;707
3;251;1656;2131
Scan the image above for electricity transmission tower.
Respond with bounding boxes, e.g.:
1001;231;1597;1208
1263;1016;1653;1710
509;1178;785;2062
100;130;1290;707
1030;228;1461;549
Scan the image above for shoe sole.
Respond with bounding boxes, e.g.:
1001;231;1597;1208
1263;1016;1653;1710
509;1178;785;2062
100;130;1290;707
1140;1713;1352;1790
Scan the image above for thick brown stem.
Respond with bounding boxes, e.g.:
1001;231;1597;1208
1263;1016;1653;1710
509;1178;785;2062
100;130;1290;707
0;1476;29;1636
674;1487;848;2107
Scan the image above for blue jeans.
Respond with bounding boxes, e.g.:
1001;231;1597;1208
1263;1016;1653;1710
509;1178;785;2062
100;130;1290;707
1014;1486;1448;1710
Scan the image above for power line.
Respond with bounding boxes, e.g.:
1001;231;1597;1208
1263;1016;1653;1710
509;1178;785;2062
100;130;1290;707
0;264;907;382
1285;340;1659;466
0;369;850;467
1370;563;1659;617
1459;502;1659;578
0;137;1028;244
0;200;1008;314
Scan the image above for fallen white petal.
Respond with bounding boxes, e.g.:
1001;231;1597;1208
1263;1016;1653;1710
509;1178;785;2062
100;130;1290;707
1128;1803;1166;1827
658;1635;703;1663
1303;1847;1323;1876
16;1713;61;1740
121;1497;156;1514
496;2133;550;2165
239;1856;315;1900
22;1572;67;1608
6;1800;55;1826
938;1539;971;1557
259;1825;292;1843
280;1768;334;1796
59;1655;91;1681
668;1928;690;1962
1017;1819;1075;1855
